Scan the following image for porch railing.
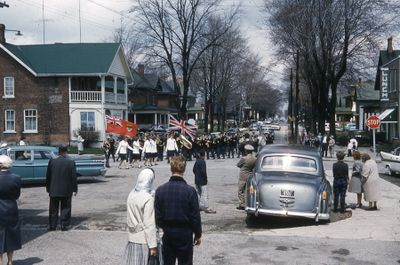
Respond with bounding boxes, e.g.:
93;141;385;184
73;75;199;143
70;91;102;102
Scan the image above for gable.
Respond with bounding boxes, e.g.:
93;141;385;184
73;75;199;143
108;47;133;81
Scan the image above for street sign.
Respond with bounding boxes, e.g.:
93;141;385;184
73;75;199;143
366;115;381;129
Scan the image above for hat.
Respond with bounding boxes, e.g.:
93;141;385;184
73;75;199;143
58;145;68;153
244;144;254;151
0;155;13;169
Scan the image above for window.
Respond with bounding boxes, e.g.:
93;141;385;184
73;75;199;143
4;109;15;132
261;155;318;173
24;109;38;132
4;77;14;97
81;111;95;131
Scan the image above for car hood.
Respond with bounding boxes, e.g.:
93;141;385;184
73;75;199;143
255;172;322;212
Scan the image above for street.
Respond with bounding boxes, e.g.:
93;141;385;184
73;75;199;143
14;126;400;265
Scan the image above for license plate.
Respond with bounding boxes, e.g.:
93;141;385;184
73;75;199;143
281;189;295;197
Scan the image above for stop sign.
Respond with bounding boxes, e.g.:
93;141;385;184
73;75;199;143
366;115;381;129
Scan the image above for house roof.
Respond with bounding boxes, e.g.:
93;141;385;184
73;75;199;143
375;50;400;90
2;42;122;76
356;81;380;101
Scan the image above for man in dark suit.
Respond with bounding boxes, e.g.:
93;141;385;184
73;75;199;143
46;146;77;231
155;155;202;265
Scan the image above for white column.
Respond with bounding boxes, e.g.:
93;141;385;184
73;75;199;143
114;76;117;103
154;113;158;125
101;75;105;104
134;114;137;124
359;107;364;130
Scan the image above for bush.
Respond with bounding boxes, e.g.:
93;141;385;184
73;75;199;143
78;130;100;148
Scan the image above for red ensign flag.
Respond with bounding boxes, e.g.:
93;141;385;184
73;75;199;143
105;115;137;137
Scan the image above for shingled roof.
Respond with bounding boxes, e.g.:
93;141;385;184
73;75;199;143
1;42;122;76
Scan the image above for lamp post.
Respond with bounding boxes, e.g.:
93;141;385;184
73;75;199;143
5;29;23;36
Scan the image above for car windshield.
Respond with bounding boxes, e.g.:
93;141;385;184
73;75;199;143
261;155;318;173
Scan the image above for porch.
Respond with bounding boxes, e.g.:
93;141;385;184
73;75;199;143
70;91;127;104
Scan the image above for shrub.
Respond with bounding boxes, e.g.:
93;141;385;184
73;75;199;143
77;130;100;148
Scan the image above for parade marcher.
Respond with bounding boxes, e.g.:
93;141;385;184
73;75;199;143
150;136;158;166
156;136;165;162
361;153;381;210
46;146;78;231
0;155;21;265
116;136;134;169
347;140;353;157
236;145;257;210
108;135;116;162
193;150;216;214
166;134;178;163
348;151;363;208
332;151;349;213
122;168;158;265
143;135;152;167
328;135;335;158
77;133;84;155
131;137;142;168
238;133;257;156
102;136;111;168
155;156;202;265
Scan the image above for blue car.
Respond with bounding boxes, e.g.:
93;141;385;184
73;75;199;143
0;145;107;184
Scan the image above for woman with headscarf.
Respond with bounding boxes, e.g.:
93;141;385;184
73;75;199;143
0;155;21;265
122;168;158;265
361;153;381;210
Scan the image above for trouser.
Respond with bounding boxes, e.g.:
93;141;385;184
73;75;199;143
195;184;208;210
320;143;328;157
49;196;72;229
237;178;247;207
228;146;235;158
104;151;110;167
333;178;348;211
162;229;194;265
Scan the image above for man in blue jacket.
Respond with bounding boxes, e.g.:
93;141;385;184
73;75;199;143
155;155;201;265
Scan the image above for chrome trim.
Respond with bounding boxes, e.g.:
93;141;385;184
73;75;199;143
100;169;107;176
245;207;330;220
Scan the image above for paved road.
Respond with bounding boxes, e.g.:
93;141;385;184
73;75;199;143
14;125;400;264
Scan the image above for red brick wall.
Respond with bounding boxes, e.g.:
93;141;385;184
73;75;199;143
0;48;70;145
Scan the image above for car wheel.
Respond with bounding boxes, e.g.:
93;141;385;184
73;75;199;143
245;213;257;227
386;165;395;176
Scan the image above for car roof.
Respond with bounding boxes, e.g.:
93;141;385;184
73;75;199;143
0;145;58;151
258;144;320;157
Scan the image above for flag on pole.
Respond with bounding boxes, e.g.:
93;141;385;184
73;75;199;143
168;114;197;139
105;115;137;137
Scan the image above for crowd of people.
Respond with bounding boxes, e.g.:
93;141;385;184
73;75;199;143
102;131;263;169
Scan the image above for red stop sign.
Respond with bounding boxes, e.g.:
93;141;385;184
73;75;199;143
367;115;381;129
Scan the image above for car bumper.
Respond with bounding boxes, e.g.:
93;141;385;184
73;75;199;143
246;207;330;220
100;168;107;176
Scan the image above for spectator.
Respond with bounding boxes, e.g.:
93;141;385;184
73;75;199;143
0;155;21;265
155;156;202;265
332;151;349;213
236;144;257;210
193;150;216;214
320;134;328;157
122;168;158;265
348;151;363;208
328;135;335;158
361;153;381;210
46;146;78;231
77;133;84;155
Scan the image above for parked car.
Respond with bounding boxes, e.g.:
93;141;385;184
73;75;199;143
380;147;400;176
245;145;332;223
0;145;107;184
269;123;281;131
344;123;357;131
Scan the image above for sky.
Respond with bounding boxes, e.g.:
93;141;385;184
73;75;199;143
1;0;281;76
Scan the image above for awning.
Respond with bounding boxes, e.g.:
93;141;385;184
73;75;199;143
378;108;397;122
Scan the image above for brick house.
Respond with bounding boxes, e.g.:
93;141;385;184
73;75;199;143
0;24;132;146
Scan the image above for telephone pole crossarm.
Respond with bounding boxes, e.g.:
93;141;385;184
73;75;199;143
0;1;9;8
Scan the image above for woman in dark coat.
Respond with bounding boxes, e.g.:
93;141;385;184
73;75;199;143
0;155;21;265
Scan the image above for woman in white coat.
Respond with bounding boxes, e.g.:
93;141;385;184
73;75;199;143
122;168;157;265
361;153;381;210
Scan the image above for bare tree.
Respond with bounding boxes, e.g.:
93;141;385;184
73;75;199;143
133;0;237;119
266;0;400;135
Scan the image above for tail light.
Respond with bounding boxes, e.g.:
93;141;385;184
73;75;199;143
249;183;254;194
322;191;327;200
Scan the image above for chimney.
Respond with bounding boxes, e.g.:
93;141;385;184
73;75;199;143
137;64;145;75
387;36;393;53
0;24;5;44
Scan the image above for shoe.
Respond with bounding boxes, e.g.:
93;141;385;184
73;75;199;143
365;206;378;211
61;226;71;231
204;208;217;214
356;203;363;208
236;206;245;210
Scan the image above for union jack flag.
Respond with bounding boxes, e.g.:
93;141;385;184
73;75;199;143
169;114;197;139
106;115;122;127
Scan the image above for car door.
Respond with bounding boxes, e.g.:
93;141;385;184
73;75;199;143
33;150;52;182
9;149;34;183
391;148;400;172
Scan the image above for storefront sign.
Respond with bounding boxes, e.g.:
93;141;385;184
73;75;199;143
380;67;389;101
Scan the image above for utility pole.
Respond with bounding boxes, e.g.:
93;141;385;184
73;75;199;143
295;50;300;144
42;0;45;44
0;1;9;8
289;68;294;142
